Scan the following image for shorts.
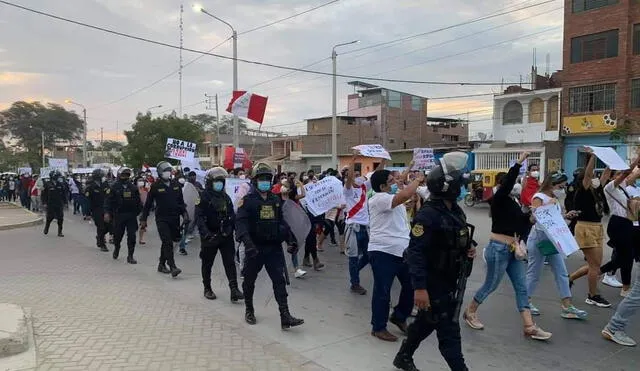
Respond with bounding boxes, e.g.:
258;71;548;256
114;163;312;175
575;221;603;250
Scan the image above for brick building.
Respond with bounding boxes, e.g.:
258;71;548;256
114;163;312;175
560;0;640;176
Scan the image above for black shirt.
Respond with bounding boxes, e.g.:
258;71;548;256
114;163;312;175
141;180;186;221
575;184;604;222
490;163;530;238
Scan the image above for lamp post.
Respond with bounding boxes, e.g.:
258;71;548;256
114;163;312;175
146;104;163;113
64;99;87;167
194;4;239;149
332;40;359;168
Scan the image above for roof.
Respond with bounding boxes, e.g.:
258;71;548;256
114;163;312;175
426;117;468;124
306;115;375;121
347;81;378;89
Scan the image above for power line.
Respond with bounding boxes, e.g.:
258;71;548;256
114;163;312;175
0;0;529;86
238;0;340;35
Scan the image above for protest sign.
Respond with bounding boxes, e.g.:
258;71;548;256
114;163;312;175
40;166;54;177
71;167;94;174
48;158;68;172
303;176;345;216
585;146;629;170
165;138;196;161
412;148;436;171
508;159;527;175
18;167;32;175
225;178;250;209
180;158;201;171
233;148;246;168
352;144;391;160
533;204;580;257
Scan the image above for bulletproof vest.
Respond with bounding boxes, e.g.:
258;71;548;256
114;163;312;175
114;181;139;214
205;191;233;237
250;194;281;244
46;181;65;206
425;206;470;281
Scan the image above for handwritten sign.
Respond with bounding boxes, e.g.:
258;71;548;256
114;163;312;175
17;167;32;175
71;167;94;174
303;176;345;216
509;159;527;175
412;148;435;171
233;148;246;168
225;178;250;209
586;146;629;170
533;204;580;257
48;158;68;172
352;144;391;160
180;158;201;171
165;138;196;161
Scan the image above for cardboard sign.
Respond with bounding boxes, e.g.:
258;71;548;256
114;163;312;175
303;176;345;216
165;138;196;161
48;158;68;172
180;159;201;171
17;167;32;175
225;178;250;209
412;148;436;171
71;167;95;174
233;148;246;169
586;146;629;170
533;204;580;257
508;159;527;175
352;144;391;160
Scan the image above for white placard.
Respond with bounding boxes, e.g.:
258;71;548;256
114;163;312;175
352;144;391;160
18;167;32;175
412;148;436;171
225;178;250;209
71;167;94;174
303;176;345;216
193;169;206;186
533;204;580;257
48;158;68;171
181;159;201;171
40;166;54;177
586;146;629;170
165;138;196;161
509;159;527;175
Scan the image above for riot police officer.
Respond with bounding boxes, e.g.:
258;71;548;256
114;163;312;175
104;167;142;264
196;167;244;302
236;162;303;329
141;161;188;277
42;170;68;237
86;169;110;252
393;152;476;371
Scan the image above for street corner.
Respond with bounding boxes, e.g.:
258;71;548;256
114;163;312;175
0;303;28;358
0;203;43;231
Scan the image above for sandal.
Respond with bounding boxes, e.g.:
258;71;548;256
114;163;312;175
463;309;484;330
524;324;552;341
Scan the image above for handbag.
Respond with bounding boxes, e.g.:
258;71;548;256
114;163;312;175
537;239;558;256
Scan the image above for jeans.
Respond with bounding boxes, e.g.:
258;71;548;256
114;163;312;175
369;251;413;332
346;223;370;285
526;229;572;299
72;193;81;214
607;262;640;332
473;240;529;312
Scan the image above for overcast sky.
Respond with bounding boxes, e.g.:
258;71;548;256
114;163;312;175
0;0;563;142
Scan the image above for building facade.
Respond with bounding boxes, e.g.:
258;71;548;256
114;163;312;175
560;0;640;176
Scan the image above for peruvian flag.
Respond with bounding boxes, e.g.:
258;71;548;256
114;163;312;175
226;91;268;124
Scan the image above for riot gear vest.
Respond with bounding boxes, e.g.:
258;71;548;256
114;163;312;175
200;189;234;237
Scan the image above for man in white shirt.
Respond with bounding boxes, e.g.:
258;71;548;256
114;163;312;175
368;168;424;342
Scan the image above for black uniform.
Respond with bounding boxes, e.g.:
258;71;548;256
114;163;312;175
105;179;142;260
85;180;110;250
42;178;68;236
141;179;187;271
236;189;298;324
195;188;242;300
400;199;471;371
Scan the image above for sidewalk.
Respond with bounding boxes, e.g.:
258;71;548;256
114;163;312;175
0;203;43;231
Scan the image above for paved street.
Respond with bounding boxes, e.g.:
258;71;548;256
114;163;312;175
0;205;638;371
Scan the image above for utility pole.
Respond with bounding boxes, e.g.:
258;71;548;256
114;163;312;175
100;127;104;162
41;131;45;168
179;4;184;117
205;93;221;164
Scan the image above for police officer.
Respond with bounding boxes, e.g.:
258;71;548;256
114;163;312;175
393;152;476;371
236;162;303;329
141;161;188;277
42;170;68;237
104;167;142;264
196;167;244;302
85;169;110;252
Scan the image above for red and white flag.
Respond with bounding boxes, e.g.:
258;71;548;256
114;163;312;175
226;91;268;124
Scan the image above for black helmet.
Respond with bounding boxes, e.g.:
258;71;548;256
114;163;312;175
91;168;104;181
427;152;468;200
49;171;56;179
252;162;273;181
117;166;132;180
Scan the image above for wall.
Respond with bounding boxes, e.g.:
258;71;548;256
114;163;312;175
337;156;380;175
563;135;627;177
303;117;378;155
303;157;334;173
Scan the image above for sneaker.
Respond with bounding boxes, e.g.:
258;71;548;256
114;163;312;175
620;288;630;298
602;274;623;288
561;305;588;320
350;284;367;295
602;327;637;347
463;309;484;330
586;294;612;308
524;324;552;341
294;269;307;279
529;302;541;316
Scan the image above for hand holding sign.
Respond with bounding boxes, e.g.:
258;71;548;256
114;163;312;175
412;148;435;171
351;144;391;160
584;146;629;170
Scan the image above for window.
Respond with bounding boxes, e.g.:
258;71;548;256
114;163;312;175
571;30;618;63
411;96;422;111
634;24;640;55
569;83;616;113
310;165;322;174
577;151;608;169
403;120;407;130
572;0;618;13
546;96;559;130
503;100;523;125
528;98;544;123
387;91;401;108
632;79;640;109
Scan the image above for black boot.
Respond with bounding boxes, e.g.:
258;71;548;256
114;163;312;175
229;281;244;302
279;306;304;330
204;287;216;300
169;263;182;278
157;262;171;274
127;255;137;264
392;340;420;371
43;221;50;235
57;222;64;237
99;243;109;252
127;246;136;263
179;248;187;256
245;305;256;325
112;246;120;260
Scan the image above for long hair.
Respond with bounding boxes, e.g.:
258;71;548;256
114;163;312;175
539;172;567;193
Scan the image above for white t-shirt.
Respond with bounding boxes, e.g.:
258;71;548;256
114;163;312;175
343;180;371;226
367;192;410;257
604;180;628;218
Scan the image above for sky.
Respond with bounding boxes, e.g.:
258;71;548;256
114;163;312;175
0;0;564;143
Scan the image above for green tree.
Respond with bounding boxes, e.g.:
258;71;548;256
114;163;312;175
189;113;248;134
98;140;124;152
0;101;83;168
122;114;204;167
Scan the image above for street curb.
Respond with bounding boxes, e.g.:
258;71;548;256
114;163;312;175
0;304;28;358
0;203;43;231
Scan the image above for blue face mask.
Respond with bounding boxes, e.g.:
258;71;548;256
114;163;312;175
389;183;399;195
213;181;224;192
636;180;640;188
257;181;271;192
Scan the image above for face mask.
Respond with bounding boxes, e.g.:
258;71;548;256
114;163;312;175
101;177;106;182
239;174;246;179
530;171;540;179
178;178;186;184
213;181;224;192
636;180;640;188
389;183;399;195
280;179;287;184
257;181;271;192
161;171;171;180
303;176;309;182
591;178;601;188
137;181;145;187
81;180;86;184
553;188;565;198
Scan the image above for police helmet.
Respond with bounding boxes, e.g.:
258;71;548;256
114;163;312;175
117;166;132;180
49;171;56;179
252;162;274;181
427;152;469;200
91;168;104;181
206;167;228;181
157;161;172;174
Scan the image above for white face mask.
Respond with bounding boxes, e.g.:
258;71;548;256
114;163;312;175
591;178;601;188
280;179;287;185
178;178;186;184
161;171;171;180
239;175;246;179
530;171;540;179
137;181;145;187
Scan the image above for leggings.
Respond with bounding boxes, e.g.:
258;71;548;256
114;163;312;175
304;228;318;261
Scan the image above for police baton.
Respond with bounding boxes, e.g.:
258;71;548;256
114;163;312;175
281;246;290;286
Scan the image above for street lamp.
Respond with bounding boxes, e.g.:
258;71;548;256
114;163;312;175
194;4;239;149
332;40;359;168
64;99;87;167
146;104;163;111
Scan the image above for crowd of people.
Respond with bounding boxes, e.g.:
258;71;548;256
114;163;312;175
2;146;640;371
